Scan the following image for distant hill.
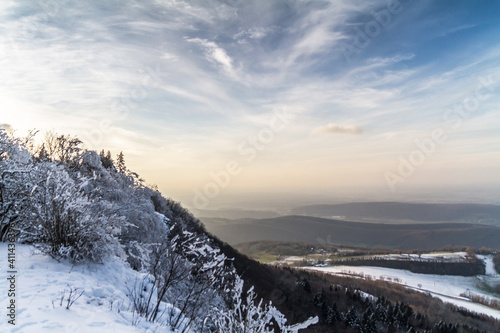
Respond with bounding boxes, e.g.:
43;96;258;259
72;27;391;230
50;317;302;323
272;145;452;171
291;202;500;225
202;215;500;250
192;208;279;219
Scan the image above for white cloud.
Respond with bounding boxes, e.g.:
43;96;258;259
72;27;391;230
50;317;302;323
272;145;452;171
187;38;236;77
312;123;364;135
233;27;272;41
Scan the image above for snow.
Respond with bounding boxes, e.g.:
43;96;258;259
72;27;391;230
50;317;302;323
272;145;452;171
357;290;377;302
288;316;319;331
303;265;500;320
419;251;468;260
376;252;469;262
0;244;177;333
477;255;498;276
283;256;305;262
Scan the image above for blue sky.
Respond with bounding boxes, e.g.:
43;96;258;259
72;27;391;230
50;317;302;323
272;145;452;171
1;0;499;207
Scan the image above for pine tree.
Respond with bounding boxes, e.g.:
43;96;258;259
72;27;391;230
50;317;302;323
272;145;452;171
344;306;359;328
99;150;114;169
326;303;339;325
361;308;377;333
302;278;311;293
116;151;126;174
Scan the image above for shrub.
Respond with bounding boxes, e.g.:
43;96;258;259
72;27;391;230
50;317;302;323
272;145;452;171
35;166;122;263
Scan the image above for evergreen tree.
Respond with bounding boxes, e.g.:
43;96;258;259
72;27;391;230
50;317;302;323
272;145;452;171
99;149;114;169
344;306;359;328
302;278;311;293
117;151;126;174
326;303;339;325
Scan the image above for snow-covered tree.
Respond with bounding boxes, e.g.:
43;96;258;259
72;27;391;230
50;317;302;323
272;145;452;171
34;165;123;262
116;151;126;174
0;129;34;241
211;275;318;333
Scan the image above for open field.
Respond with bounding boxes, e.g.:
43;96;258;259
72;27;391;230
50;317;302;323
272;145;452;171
234;240;338;263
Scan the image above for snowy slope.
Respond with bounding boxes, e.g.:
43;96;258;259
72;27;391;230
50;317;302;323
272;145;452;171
0;244;177;333
304;265;500;320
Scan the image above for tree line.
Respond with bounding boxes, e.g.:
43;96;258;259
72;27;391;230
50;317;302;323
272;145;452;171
329;257;486;276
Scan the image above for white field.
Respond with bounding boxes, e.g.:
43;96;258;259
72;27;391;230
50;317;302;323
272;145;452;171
383;252;469;261
281;251;471;266
303;255;500;320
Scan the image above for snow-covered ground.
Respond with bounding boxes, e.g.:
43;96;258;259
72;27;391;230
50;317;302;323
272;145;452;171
477;255;498;276
0;244;176;333
383;251;469;261
303;263;500;320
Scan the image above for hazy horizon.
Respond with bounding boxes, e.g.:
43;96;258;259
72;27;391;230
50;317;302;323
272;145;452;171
1;0;499;210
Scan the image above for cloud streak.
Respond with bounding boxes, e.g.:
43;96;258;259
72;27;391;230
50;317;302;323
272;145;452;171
187;38;236;77
312;123;364;135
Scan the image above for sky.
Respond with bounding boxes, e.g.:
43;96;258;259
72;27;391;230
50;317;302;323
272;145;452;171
1;0;499;209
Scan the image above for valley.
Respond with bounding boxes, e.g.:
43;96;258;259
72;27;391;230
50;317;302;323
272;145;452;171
302;258;500;321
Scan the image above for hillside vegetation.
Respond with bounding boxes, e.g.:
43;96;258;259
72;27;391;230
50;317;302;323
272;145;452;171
235;240;338;262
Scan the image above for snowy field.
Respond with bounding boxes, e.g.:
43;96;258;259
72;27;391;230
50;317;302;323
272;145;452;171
0;244;176;333
303;258;500;320
382;252;470;261
279;251;473;266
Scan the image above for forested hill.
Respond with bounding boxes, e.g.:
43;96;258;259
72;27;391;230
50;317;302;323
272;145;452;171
291;202;500;224
203;215;500;250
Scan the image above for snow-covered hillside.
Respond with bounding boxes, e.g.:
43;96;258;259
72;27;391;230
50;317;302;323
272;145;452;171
0;243;178;333
0;129;318;332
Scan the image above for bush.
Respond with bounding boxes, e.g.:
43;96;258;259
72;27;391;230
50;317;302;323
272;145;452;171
34;165;122;263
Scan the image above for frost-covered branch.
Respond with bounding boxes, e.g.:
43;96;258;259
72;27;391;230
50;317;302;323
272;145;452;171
212;275;318;333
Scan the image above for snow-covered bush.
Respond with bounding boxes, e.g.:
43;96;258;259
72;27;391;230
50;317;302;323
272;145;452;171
1;130;35;241
0;128;32;164
125;230;231;332
34;166;123;262
1;130;122;262
211;275;318;333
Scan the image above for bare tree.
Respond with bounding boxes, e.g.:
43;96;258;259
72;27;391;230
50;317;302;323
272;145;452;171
148;240;191;322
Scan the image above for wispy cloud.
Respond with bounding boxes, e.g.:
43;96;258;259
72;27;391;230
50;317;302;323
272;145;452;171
187;38;236;77
312;123;364;135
